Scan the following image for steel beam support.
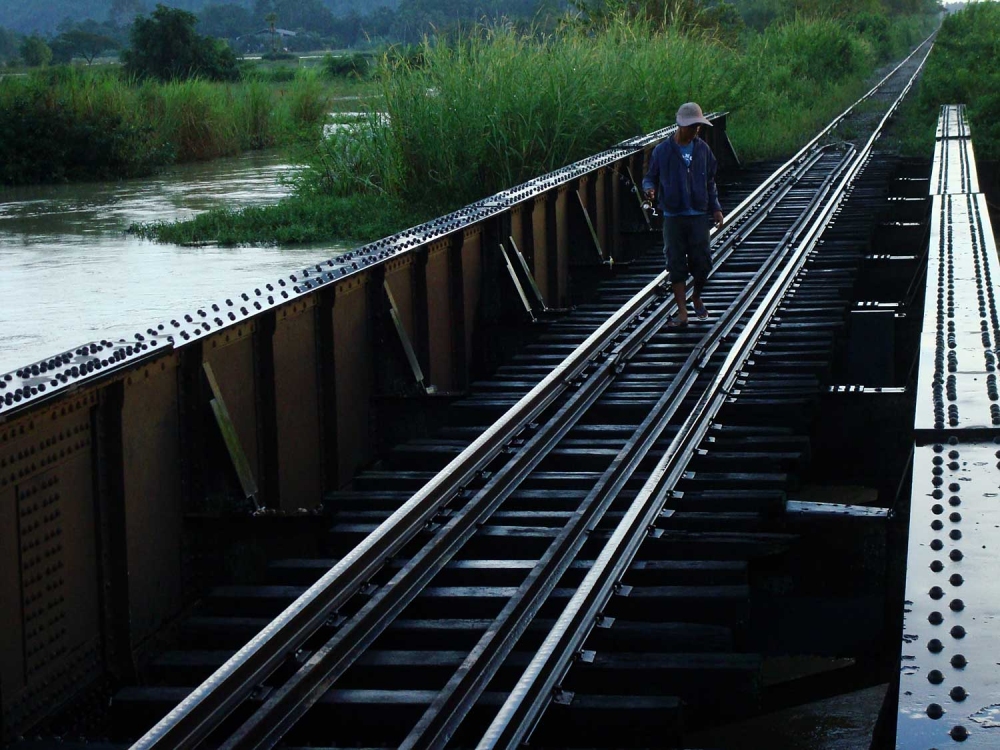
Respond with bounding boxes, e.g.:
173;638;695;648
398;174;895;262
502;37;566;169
447;232;469;391
314;287;339;493
94;381;134;682
271;300;322;511
532;195;552;306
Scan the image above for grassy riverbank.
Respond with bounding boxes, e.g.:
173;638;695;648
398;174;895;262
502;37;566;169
0;66;360;185
136;11;937;247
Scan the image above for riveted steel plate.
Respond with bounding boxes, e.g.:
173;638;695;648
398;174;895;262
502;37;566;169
915;194;1000;434
936;104;971;141
897;441;1000;748
930;138;979;196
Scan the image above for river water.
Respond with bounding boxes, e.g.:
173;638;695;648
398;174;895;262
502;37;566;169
0;151;350;375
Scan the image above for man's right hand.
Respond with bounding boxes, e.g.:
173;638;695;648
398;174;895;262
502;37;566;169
644;189;655;202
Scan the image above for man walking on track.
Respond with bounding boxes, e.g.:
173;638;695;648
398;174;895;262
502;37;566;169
643;102;725;328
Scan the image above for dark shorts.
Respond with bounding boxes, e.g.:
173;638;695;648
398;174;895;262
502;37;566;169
662;214;712;283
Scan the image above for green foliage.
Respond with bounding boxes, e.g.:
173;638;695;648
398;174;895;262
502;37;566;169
0;24;20;62
273;68;331;139
0;66;331;184
129;192;427;246
322;51;371;78
122;4;240;82
20;35;53;67
916;2;1000;159
159;9;936;247
750;16;874;85
309;15;892;211
198;3;255;40
0;68;171;184
51;29;120;64
729;0;940;31
241;60;298;82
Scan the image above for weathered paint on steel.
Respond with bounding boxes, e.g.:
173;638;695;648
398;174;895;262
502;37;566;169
425;240;455;390
203;325;261;488
462;227;484;371
0;469;23;734
385;255;417;346
122;357;183;642
272;299;322;511
595;169;609;257
555;187;571;306
510;204;528;268
0;397;103;737
532;196;550;307
611;160;623;259
333;273;374;482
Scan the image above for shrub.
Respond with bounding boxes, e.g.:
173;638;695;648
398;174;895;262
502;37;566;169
20;36;52;67
323;52;372;79
0;72;171;184
752;17;874;85
122;4;240;82
275;68;331;140
917;2;1000;159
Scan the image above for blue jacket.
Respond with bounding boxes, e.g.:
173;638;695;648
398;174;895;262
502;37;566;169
642;136;722;215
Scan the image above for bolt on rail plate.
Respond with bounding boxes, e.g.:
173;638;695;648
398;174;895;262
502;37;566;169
897;440;1000;748
930;138;979;196
915;193;1000;435
936;104;971;141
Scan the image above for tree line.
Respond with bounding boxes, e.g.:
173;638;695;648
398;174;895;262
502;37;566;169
0;0;941;68
0;0;561;64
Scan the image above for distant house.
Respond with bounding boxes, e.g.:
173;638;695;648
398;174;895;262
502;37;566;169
252;28;298;39
242;28;298;53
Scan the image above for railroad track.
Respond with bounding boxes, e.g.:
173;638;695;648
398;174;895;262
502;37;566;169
59;37;934;750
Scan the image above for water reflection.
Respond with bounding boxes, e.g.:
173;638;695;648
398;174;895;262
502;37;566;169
0;150;351;373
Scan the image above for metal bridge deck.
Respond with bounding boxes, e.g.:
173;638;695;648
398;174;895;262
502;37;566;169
897;104;1000;749
1;38;970;750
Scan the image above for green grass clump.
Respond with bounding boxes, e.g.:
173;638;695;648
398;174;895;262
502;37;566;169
0;67;170;184
130;193;427;246
0;66;332;185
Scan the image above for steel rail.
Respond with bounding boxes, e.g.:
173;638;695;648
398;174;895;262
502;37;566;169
129;273;661;750
394;150;839;750
215;282;672;749
476;41;931;750
130;97;824;750
131;37;934;749
212;148;830;749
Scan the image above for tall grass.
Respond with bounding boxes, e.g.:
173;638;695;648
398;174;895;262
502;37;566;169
0;67;331;185
309;13;916;209
144;11;939;246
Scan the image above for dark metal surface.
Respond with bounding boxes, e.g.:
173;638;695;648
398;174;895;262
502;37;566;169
119;35;934;750
482;41;930;749
915;192;1000;434
897;441;1000;748
897;104;1000;749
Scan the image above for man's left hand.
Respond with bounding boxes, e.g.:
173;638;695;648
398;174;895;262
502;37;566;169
713;210;724;229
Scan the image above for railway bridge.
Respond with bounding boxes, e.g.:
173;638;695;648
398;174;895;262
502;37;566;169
2;35;998;749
